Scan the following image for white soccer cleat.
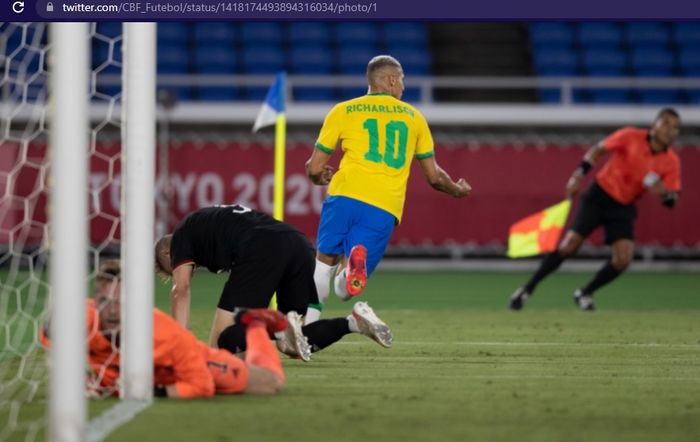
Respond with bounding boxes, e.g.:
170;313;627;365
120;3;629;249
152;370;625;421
574;289;596;311
276;311;312;362
352;301;393;348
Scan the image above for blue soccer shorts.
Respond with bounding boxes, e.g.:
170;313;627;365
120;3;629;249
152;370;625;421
316;196;396;277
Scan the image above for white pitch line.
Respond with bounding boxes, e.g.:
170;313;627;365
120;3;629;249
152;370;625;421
335;341;700;349
87;399;152;442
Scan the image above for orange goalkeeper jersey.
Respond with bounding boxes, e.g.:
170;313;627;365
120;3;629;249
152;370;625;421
40;300;247;398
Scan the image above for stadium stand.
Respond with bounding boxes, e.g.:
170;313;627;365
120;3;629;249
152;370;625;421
529;22;700;104
7;22;698;104
121;22;431;102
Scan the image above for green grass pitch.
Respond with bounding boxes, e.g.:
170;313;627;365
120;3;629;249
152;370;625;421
3;270;700;441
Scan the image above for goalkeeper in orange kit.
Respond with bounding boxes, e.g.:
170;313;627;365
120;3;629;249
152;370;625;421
41;260;286;398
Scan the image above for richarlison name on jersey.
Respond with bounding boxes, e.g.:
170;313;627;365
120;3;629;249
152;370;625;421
346;103;416;118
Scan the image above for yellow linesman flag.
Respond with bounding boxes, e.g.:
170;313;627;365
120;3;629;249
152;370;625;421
507;199;572;258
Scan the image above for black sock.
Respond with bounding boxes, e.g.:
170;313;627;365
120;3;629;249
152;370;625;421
217;324;247;353
581;260;621;295
302;318;351;353
524;251;566;294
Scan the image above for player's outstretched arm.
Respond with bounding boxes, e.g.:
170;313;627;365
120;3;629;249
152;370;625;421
566;142;607;198
418;156;471;198
170;264;193;329
305;148;334;185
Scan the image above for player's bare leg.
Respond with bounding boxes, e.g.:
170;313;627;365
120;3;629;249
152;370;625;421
208;307;236;347
510;230;585;310
575;239;634;311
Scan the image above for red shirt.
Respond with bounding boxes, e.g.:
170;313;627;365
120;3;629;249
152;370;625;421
597;127;681;205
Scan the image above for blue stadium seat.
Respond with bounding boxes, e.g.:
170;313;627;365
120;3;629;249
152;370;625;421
289;46;334;74
588;89;631;104
96;22;121;38
194;46;237;73
382;23;427;46
672;23;700;46
577;23;623;48
678;47;700;76
241;23;283;44
288;22;331;45
157;43;190;73
94;63;121;97
581;48;627;76
4;25;47;65
197;87;240;101
156;43;192;100
339;87;369;100
241;44;285;99
386;47;431;76
193;23;236;44
334;23;380;46
532;48;578;76
158;23;190;44
6;47;43;77
636;89;681;104
685;90;700;104
630;48;674;77
337;45;373;98
95;38;122;65
529;23;575;48
337;46;376;74
241;45;285;74
288;44;336;100
294;88;336;102
399;88;421;103
624;23;670;50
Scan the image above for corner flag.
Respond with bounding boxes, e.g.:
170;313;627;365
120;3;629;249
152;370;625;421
252;72;286;133
252;72;287;311
507;199;571;258
251;72;286;222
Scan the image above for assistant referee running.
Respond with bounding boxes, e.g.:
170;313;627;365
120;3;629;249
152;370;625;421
510;108;682;311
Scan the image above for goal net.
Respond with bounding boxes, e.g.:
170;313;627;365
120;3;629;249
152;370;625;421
1;22;154;442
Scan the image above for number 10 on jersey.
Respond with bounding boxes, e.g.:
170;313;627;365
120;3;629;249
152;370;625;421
363;118;408;170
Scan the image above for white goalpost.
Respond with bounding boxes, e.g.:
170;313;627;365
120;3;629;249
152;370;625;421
120;22;156;402
48;22;90;442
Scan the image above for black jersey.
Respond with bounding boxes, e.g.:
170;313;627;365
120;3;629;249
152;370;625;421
170;205;298;273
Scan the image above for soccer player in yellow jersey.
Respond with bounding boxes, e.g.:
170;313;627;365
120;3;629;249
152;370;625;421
305;55;471;323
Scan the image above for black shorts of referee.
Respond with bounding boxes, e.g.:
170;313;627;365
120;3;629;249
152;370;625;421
570;180;637;245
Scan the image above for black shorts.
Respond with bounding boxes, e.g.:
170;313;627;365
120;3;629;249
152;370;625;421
570;181;637;245
217;229;319;315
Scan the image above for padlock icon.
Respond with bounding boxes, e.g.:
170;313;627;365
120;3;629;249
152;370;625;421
46;2;53;12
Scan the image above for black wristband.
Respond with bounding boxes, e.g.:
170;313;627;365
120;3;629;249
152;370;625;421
662;192;678;208
578;160;593;175
153;385;168;398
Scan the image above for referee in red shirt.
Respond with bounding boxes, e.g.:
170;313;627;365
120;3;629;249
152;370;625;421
510;108;682;311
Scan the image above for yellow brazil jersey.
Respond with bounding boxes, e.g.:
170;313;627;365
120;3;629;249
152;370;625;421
315;93;434;223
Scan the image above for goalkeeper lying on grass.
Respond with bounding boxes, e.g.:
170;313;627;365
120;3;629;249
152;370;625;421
40;260;286;398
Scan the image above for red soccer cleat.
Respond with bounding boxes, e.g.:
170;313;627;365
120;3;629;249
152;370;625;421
238;309;288;334
345;245;368;297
